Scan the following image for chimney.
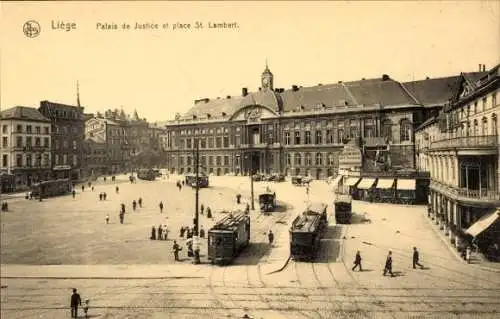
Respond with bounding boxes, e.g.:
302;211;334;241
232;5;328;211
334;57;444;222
318;83;323;86
221;112;226;117
192;115;197;120
242;87;248;96
206;113;211;119
226;95;231;99
382;74;390;81
479;64;482;72
258;87;262;91
483;64;486;72
426;76;430;80
292;85;298;91
338;81;342;84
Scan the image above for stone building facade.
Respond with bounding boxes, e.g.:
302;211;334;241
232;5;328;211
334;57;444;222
39;100;85;180
415;64;499;256
163;65;472;179
0;106;52;188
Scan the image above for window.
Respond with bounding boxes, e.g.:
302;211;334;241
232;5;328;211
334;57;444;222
63;140;68;148
349;119;358;138
287;153;292;166
315;131;322;144
474;102;478;114
482;98;487;111
492;114;498;135
382;120;392;140
482;117;488;135
326;130;334;144
216;156;221;166
284;132;290;145
73;141;77;149
400;119;412;142
223;136;229;148
26;154;32;167
305;153;312;165
305;131;311;144
187;156;192;165
26;125;32;133
26;136;32;147
493;93;497;108
16;124;22;133
224;156;229;166
315;153;323;165
294;153;301;166
364;119;375;138
473;119;479;136
35;154;41;167
200;138;207;149
63;154;68;165
16;154;22;167
35;137;41;146
216;137;222;148
35;126;41;134
208;156;214;165
186;138;192;149
2;137;7;147
328;153;335;165
2;125;7;133
337;129;344;143
294;131;301;145
208;137;214;148
2;154;7;167
235;135;241;147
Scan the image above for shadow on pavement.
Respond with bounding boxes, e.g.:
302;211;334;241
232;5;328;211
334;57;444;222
233;242;272;265
323;225;342;240
350;212;373;224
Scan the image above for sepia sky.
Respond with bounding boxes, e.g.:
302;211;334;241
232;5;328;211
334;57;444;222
1;1;499;122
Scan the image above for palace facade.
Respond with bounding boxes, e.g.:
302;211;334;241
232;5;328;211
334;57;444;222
163;65;481;179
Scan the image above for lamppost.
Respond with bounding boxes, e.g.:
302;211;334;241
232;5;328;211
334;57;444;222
245;152;255;211
193;143;201;235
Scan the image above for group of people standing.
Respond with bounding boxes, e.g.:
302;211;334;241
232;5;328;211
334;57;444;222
351;247;425;276
151;224;169;240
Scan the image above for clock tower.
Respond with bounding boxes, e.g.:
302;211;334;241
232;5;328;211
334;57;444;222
261;62;274;91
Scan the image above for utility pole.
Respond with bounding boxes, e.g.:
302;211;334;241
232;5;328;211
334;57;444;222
194;143;200;235
250;153;255;210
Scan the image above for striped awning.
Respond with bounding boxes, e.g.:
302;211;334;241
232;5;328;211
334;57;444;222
466;210;500;237
345;177;360;187
357;178;376;189
397;179;416;190
376;179;395;189
330;175;343;187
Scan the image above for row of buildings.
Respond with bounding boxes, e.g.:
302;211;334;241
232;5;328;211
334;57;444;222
1;94;166;191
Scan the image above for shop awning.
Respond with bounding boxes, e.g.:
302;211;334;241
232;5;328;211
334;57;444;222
376;179;395;189
330;175;343;187
465;209;500;237
357;178;376;189
345;177;360;187
397;179;416;190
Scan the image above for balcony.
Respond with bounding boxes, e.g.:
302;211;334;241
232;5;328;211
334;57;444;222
430;135;498;150
430;180;500;204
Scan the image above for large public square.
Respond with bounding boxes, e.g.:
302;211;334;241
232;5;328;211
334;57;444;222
1;175;500;318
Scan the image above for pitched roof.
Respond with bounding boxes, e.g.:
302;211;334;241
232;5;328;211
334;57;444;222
1;106;50;122
401;76;462;106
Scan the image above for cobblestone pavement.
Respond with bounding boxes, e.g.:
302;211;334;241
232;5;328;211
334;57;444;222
1;176;500;318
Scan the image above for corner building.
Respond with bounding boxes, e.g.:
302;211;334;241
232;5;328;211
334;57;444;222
163;65;475;178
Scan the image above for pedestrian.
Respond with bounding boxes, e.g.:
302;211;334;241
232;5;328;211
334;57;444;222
352;250;363;271
186;228;192;239
132;200;137;211
105;214;109;224
72;189;76;198
207;207;212;219
119;211;124;224
158;225;163;240
159;201;164;213
83;298;90;318
88;181;91;188
91;186;94;192
199;225;205;238
236;194;242;204
138;197;143;208
151;226;156;240
81;185;85;192
187;239;194;257
115;185;119;194
103;192;107;200
383;251;394;277
180;226;185;238
99;193;103;201
173;240;181;261
182;180;185;186
268;230;274;245
412;247;424;269
466;246;471;264
70;288;82;318
200;204;205;215
121;203;125;214
104;176;107;182
163;225;169;240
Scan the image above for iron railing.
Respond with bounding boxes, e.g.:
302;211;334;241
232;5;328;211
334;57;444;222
430;135;498;149
430;180;500;201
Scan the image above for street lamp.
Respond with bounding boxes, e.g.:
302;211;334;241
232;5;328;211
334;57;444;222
245;153;255;211
193;143;200;236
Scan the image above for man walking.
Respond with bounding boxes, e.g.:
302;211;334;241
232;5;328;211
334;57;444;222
352;250;363;271
268;230;274;246
173;240;181;261
70;288;82;318
159;201;164;213
413;247;424;269
383;251;394;277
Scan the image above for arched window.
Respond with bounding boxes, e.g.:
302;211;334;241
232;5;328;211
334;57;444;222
482;117;488;135
466;121;471;137
400;119;412;142
473;119;479;136
286;153;292;166
382;120;392;141
492;114;498;136
315;152;323;165
294;153;301;166
328;153;334;165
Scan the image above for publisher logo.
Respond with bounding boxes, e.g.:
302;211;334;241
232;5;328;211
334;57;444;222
23;20;41;38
